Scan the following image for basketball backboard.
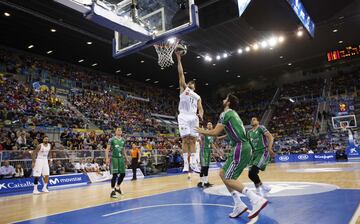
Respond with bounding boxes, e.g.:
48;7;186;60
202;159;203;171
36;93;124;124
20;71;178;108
54;0;199;58
111;0;199;58
332;115;357;130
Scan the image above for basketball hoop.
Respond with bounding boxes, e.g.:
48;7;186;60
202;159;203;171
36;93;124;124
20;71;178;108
154;38;179;68
340;121;348;131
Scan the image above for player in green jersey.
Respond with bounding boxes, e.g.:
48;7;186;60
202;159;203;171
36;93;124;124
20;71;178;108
197;122;218;188
196;94;268;220
247;117;275;197
105;127;128;198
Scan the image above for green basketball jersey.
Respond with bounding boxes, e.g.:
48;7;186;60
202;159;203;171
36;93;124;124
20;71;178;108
202;135;214;150
108;136;125;158
218;109;248;146
247;125;269;152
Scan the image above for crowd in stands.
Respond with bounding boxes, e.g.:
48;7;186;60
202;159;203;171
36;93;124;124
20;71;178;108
0;74;85;128
1;46;360;179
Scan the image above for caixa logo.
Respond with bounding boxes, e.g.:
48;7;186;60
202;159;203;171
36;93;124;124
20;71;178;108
279;155;289;161
298;154;309;160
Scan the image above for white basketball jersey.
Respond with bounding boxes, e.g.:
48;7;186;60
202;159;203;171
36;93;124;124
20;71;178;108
37;143;51;159
178;87;200;114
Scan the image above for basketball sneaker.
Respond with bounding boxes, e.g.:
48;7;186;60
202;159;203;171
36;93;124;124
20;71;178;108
110;191;118;198
33;189;40;195
42;188;49;193
248;197;268;219
197;182;203;188
229;201;248;218
261;184;271;193
204;183;213;188
115;188;122;194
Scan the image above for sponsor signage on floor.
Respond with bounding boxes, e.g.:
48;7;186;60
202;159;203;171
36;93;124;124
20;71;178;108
275;153;336;163
0;173;89;194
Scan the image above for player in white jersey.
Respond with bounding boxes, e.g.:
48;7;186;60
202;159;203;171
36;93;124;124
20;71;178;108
175;51;204;178
32;136;51;194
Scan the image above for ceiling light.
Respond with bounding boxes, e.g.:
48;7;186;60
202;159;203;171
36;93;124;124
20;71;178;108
145;78;151;81
91;63;97;66
4;12;11;17
223;53;228;58
184;71;187;74
116;70;121;73
268;37;277;47
169;85;174;88
161;67;164;70
237;48;243;54
46;50;53;54
27;45;34;49
245;47;251;52
205;83;209;86
154;81;159;84
196;55;201;59
204;55;212;62
50;29;56;33
212;63;216;66
278;36;285;43
216;55;221;60
253;43;259;50
193;78;196;81
288;63;292;66
339;16;344;20
126;73;132;76
280;56;284;59
332;29;338;33
289;98;295;103
269;48;273;50
226;70;229;73
78;59;84;63
87;41;92;45
261;41;268;48
296;30;303;37
140;60;144;63
338;40;343;44
237;75;241;78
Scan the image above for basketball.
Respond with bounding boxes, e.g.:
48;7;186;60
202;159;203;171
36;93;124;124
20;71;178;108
175;43;187;56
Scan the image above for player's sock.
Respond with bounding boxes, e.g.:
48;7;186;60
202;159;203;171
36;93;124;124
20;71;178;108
204;176;209;184
242;187;261;202
231;191;242;206
183;153;189;172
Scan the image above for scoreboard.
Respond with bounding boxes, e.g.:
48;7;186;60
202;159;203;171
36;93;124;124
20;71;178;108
327;45;360;62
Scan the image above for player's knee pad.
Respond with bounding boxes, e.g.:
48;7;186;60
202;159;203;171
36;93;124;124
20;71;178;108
248;166;260;183
34;176;39;185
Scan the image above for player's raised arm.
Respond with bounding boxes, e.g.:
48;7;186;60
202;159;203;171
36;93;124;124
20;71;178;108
176;52;187;92
197;98;204;121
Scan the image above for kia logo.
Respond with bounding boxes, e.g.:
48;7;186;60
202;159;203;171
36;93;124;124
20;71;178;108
0;183;7;189
279;156;289;161
298;155;309;160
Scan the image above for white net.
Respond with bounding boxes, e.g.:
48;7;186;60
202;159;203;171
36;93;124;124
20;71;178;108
154;39;179;68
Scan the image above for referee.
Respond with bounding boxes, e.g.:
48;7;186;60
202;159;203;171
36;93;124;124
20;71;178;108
130;143;141;181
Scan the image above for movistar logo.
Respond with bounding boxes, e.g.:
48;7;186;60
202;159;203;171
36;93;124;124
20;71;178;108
49;178;60;185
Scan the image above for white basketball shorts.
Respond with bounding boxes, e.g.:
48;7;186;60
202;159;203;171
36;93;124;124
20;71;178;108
33;159;50;177
178;113;199;138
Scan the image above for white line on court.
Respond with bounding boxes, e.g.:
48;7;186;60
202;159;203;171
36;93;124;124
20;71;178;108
349;203;360;224
102;203;233;217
